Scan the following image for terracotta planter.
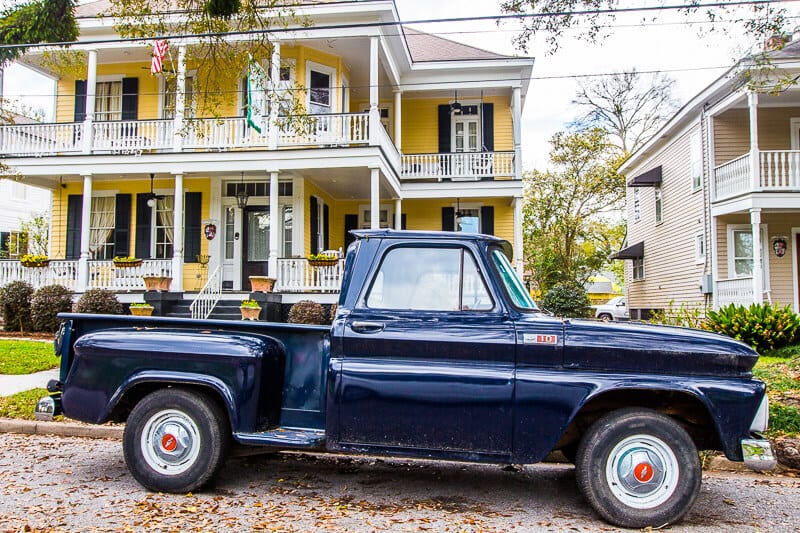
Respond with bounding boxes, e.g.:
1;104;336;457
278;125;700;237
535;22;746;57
240;306;262;320
130;305;154;316
308;259;338;268
249;276;276;293
143;276;172;292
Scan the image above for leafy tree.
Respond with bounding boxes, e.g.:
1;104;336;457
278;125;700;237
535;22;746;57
541;281;592;318
6;211;49;257
523;127;625;293
0;0;77;65
573;69;679;155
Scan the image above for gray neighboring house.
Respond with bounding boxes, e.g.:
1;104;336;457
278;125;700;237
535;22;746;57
617;35;800;319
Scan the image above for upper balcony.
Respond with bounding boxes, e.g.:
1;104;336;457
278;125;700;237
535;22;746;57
712;150;800;201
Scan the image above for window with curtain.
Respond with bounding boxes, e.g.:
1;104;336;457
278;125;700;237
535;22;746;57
162;76;195;119
90;197;116;259
455;208;481;233
154;196;174;259
732;230;753;277
95;81;122;121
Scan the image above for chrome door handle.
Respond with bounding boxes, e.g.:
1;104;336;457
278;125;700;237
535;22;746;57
350;321;385;333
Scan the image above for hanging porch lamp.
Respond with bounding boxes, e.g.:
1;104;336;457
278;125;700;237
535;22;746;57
450;90;462;115
236;172;249;209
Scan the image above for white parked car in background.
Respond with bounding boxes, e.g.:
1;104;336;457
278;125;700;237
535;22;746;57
592;296;629;321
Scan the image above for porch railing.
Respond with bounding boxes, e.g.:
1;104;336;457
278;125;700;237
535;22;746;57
184;117;269;150
190;265;222;319
716;277;753;308
0;260;80;290
714;150;800;201
401;152;515;180
0;259;172;291
0;122;83;156
274;258;345;293
92;120;174;153
279;113;370;146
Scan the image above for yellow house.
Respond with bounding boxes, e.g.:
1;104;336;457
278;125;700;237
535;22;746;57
1;0;533;314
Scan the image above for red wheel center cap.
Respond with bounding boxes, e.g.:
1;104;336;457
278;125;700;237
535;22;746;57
161;434;177;452
634;462;655;483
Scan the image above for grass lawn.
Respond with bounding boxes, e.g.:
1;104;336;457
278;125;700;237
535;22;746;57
755;349;800;438
0;339;59;375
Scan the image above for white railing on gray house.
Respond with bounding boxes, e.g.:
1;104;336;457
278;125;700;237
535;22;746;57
400;152;515;181
0;122;83;156
190;265;222;319
716;277;753;308
273;258;345;293
714;150;800;201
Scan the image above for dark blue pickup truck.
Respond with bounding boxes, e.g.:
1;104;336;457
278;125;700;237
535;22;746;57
38;230;774;528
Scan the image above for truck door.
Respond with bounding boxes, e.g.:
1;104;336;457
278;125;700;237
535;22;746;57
335;243;515;458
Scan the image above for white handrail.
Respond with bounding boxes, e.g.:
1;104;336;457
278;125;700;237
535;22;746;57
274;258;344;293
0;123;83;156
401;152;515;180
190;265;222;319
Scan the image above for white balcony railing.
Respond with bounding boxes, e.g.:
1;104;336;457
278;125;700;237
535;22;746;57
716;277;753;308
0;122;83;156
401;152;515;181
714;150;800;201
279;113;370;146
184;117;269;150
273;258;345;293
93;120;175;153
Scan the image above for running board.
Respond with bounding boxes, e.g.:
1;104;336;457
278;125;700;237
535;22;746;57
233;427;326;449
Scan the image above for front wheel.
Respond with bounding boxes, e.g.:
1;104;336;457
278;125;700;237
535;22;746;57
575;408;701;528
123;388;230;493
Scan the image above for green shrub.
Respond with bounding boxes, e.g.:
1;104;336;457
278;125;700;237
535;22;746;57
31;284;73;332
704;303;800;353
541;282;591;318
329;303;338;323
0;281;34;332
287;300;327;325
648;300;705;329
74;288;123;315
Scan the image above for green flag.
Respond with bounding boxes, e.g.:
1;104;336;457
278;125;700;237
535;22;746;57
247;55;269;134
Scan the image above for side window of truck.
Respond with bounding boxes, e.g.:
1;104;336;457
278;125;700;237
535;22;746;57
365;247;493;311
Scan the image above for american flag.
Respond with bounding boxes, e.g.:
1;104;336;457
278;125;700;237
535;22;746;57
150;39;168;75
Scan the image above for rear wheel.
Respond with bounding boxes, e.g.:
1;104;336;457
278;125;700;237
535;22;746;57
598;313;613;322
575;408;701;528
123;388;230;493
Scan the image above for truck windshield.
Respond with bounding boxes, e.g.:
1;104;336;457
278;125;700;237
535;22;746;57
491;249;539;310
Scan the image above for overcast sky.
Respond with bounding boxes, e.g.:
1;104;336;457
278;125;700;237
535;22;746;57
1;0;781;169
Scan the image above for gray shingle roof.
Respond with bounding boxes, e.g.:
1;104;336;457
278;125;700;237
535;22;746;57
403;27;513;62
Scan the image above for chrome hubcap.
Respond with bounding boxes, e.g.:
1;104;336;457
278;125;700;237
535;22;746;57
140;409;201;476
605;434;679;509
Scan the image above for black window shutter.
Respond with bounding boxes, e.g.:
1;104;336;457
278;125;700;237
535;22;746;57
135;194;152;258
310;196;319;254
74;80;87;122
113;194;131;257
121;78;139;121
481;206;494;235
184;192;202;263
441;207;455;232
344;214;358;250
323;204;330;250
66;195;83;259
401;214;407;230
0;232;8;256
481;103;494;151
438;105;451;153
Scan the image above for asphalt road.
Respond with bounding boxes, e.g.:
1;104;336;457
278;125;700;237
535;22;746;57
1;433;798;532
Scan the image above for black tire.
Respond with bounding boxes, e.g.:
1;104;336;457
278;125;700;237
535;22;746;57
598;313;613;322
123;388;230;493
575;408;701;529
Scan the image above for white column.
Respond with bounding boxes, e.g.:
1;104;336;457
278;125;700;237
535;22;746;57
748;92;760;191
513;196;524;275
370;168;380;229
751;207;763;304
77;174;93;291
268;42;281;150
83;50;97;154
171;173;184;292
173;45;187;152
394;198;402;229
393;89;402;151
512;87;522;181
268;171;279;276
369;36;379;146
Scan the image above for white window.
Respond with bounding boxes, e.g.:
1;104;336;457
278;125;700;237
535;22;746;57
727;225;769;289
89;196;115;260
153;196;175;259
224;206;235;260
695;233;706;264
632;257;645;280
633;188;641;222
282;205;293;258
307;62;335;115
359;204;394;229
162;75;195;119
95;81;122;121
690;131;703;191
456;208;481;233
654;187;663;224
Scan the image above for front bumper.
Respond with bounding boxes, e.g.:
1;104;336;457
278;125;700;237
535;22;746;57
741;437;776;471
34;381;63;422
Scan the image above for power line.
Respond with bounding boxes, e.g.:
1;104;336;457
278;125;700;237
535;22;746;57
0;0;795;52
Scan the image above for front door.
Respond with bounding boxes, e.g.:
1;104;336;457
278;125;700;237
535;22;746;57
242;206;270;281
334;242;515;458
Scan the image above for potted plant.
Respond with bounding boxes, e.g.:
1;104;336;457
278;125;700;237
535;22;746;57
113;256;143;268
307;253;338;268
143;276;173;291
240;299;262;320
129;302;155;316
20;254;49;268
249;276;276;293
